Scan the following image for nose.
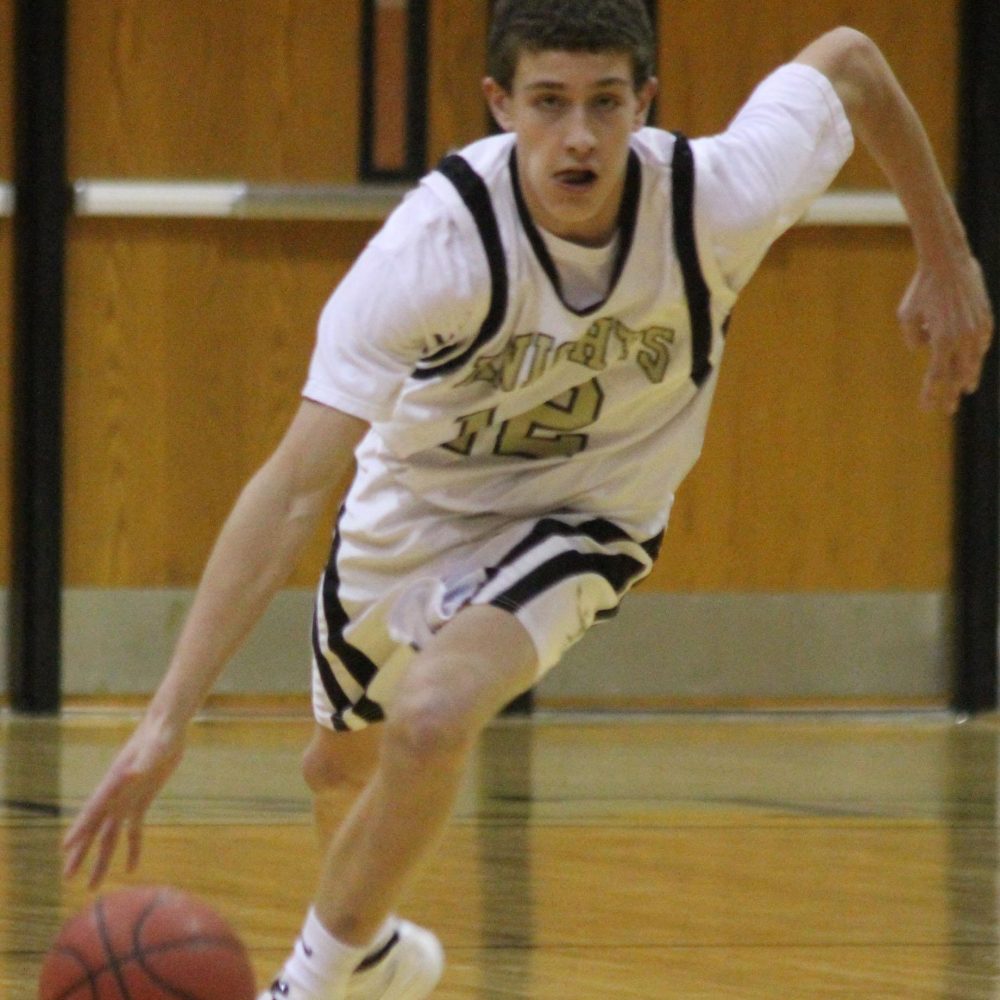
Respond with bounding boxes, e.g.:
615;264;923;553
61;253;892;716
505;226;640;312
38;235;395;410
564;104;596;156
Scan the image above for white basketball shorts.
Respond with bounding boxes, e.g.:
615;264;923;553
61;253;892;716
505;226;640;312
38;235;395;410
310;509;662;731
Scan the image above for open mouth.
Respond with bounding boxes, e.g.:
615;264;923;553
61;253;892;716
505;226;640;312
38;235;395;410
555;168;598;190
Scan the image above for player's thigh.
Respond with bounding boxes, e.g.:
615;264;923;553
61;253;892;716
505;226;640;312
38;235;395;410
390;604;538;742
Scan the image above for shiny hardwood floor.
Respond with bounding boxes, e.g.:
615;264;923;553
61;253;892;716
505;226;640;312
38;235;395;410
3;708;1000;998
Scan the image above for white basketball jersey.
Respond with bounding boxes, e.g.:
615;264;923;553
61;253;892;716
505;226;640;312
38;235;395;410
345;131;734;538
306;64;854;540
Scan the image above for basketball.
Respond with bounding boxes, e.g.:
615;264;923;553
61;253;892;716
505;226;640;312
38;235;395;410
38;885;257;1000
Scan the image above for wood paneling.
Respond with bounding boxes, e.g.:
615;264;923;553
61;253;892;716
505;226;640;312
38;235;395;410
658;2;958;188
60;0;961;598
68;0;361;182
649;227;953;592
64;219;378;586
428;0;491;165
643;1;960;591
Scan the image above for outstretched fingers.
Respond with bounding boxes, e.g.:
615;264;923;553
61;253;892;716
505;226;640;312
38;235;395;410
62;771;139;885
61;726;183;887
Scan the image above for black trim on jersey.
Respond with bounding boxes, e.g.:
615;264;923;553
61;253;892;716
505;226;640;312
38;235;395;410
511;148;642;318
313;518;386;730
411;154;509;380
670;133;714;387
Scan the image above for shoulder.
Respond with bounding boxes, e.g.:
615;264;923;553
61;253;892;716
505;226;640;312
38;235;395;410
369;133;515;263
356;149;515;316
629;126;679;168
689;62;853;216
702;62;853;158
684;63;854;292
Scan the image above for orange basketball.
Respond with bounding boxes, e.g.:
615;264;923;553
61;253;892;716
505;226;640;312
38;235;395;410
38;885;256;1000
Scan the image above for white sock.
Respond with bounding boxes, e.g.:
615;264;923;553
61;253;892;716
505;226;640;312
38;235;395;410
279;908;367;998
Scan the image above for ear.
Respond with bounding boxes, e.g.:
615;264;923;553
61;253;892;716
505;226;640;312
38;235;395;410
483;77;514;132
633;77;659;128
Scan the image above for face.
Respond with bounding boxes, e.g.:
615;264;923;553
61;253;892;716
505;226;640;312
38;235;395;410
484;49;657;247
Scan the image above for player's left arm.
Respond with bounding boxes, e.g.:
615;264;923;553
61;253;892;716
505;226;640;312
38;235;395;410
794;27;994;414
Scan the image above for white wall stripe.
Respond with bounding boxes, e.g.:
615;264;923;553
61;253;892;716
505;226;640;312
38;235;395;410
68;180;911;227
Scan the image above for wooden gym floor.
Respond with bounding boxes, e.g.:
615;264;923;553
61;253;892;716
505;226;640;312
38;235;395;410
3;708;1000;999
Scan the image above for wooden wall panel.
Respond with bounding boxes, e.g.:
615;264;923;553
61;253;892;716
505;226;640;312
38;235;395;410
60;0;961;599
648;228;951;592
641;0;959;591
428;0;491;165
658;2;958;188
68;0;361;181
64;220;378;586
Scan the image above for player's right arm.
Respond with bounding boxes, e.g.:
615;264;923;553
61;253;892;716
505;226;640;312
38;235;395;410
62;399;368;887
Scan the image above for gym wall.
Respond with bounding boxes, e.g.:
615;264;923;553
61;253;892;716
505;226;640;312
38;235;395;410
1;0;960;706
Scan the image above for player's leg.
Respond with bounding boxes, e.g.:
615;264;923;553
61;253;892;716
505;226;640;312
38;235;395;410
267;725;445;1000
265;515;659;999
261;604;536;1000
314;604;537;946
298;724;438;1000
301;724;382;848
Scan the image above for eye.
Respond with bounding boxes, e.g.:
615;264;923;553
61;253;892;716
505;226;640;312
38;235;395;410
593;94;623;112
535;94;565;111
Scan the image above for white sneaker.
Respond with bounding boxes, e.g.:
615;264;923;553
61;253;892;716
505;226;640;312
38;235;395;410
258;921;444;1000
346;920;444;1000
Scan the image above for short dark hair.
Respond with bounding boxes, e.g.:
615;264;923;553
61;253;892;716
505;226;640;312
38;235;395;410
488;0;656;92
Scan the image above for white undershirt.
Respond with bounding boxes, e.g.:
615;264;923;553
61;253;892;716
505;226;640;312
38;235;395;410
539;228;621;311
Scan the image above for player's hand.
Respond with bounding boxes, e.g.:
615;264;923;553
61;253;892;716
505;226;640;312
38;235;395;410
897;252;994;415
62;717;186;888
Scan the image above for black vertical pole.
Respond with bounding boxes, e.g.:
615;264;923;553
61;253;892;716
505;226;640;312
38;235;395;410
405;0;429;176
359;0;428;181
954;0;1000;713
9;0;68;713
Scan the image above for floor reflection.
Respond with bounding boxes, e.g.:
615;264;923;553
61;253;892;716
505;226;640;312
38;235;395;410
947;722;1000;998
1;717;64;988
476;721;535;999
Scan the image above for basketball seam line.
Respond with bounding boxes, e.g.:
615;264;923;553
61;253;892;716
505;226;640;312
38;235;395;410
96;896;134;1000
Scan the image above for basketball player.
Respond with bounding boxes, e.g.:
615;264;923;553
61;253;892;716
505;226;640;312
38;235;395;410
62;2;993;998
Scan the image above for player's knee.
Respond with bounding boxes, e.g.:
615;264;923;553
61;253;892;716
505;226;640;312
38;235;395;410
302;740;350;795
301;730;375;795
384;683;476;768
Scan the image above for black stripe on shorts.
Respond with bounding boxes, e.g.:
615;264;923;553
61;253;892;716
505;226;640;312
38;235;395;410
488;548;649;619
485;516;634;584
314;518;386;729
